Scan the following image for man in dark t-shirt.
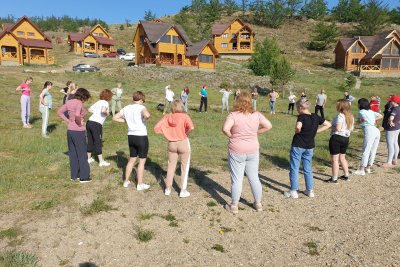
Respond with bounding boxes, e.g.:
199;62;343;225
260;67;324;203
284;98;331;199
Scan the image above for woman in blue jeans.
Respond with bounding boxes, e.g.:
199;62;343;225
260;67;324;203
284;98;331;199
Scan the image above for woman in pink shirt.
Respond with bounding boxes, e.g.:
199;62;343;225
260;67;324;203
222;92;272;213
154;100;194;198
57;88;92;183
16;77;33;128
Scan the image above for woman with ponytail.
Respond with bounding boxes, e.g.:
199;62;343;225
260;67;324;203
327;99;354;183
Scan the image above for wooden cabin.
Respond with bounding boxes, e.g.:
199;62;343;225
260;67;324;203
68;24;115;54
334;30;400;73
0;16;53;65
212;18;255;56
132;20;219;70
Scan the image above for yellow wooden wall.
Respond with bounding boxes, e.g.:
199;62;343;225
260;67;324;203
198;45;215;69
213;19;253;54
12;20;45;40
0;33;21;63
91;25;111;38
157;28;186;55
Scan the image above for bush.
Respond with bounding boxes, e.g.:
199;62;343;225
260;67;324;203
249;37;281;76
307;41;326;51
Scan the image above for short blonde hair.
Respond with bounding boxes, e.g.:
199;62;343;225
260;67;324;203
233;92;253;113
171;100;185;113
296;98;310;110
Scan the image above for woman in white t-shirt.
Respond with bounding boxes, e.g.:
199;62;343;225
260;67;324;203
287;91;296;115
87;89;113;167
113;91;151;191
163;85;175;115
327;99;354;183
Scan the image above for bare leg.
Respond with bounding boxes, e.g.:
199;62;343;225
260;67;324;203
331;154;339;178
136;158;147;184
339;154;349;176
125;157;137;181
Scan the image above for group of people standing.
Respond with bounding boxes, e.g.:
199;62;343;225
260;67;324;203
16;77;400;211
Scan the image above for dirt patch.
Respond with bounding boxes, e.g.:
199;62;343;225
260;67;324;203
1;144;399;266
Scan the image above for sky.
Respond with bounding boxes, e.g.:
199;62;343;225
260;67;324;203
2;0;399;25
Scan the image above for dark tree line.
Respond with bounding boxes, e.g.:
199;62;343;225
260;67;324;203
0;15;109;32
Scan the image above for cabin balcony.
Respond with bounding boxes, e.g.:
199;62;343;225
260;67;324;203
359;65;381;72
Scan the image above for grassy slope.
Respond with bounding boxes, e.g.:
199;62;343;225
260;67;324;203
0;18;399;213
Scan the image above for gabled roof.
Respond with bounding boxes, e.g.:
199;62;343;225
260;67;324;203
0;16;51;42
138;20;192;45
0;16;52;49
69;24;113;44
186;39;219;57
212;18;250;35
336;30;400;59
69;33;86;42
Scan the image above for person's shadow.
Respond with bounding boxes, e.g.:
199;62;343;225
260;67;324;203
47;123;58;133
189;167;234;205
79;263;98;267
259;173;290;194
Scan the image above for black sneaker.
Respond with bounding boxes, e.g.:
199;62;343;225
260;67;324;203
326;178;338;184
79;178;92;184
339;175;350;181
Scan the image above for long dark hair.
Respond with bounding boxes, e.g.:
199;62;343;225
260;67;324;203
358;98;370;110
43;81;53;89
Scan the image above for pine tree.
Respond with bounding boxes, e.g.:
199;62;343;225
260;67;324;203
308;22;339;50
144;9;156;21
301;0;328;19
332;0;362;22
265;0;287;28
249;37;281;76
224;0;239;15
270;56;295;97
356;0;389;36
286;0;303;20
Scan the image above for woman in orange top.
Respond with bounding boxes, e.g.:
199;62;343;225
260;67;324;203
154;100;194;198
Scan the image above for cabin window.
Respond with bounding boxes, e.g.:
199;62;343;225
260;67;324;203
93;33;98;36
383;46;391;55
160;34;171;43
17;31;24;36
98;33;104;37
351;43;363;53
391;44;399;55
351;58;359;65
140;36;145;43
221;43;228;48
199;54;213;63
382;58;390;69
390;58;399;69
172;36;183;45
221;33;228;38
27;32;35;37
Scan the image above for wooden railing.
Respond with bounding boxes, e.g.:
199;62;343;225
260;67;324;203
1;52;18;60
140;57;197;67
240;45;251;50
359;65;381;72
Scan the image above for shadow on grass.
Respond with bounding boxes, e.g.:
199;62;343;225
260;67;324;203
47;123;58;133
261;153;289;169
79;263;98;267
29;116;41;125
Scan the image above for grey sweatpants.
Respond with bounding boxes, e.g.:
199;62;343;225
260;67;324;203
361;126;380;167
228;152;262;204
21;95;30;125
386;129;400;163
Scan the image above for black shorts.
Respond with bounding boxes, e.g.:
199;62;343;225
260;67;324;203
329;135;349;155
128;135;149;158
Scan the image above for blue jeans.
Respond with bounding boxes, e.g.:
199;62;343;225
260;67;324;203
289;146;314;191
269;101;275;113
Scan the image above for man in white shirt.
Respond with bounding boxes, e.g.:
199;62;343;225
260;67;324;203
163;85;175;114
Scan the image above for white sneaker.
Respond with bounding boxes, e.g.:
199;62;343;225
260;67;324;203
137;183;150;191
304;189;315;198
88;158;95;164
353;169;366;176
284;190;299;199
164;188;171;196
123;180;131;188
99;161;110;167
365;168;372;174
179;190;190;198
